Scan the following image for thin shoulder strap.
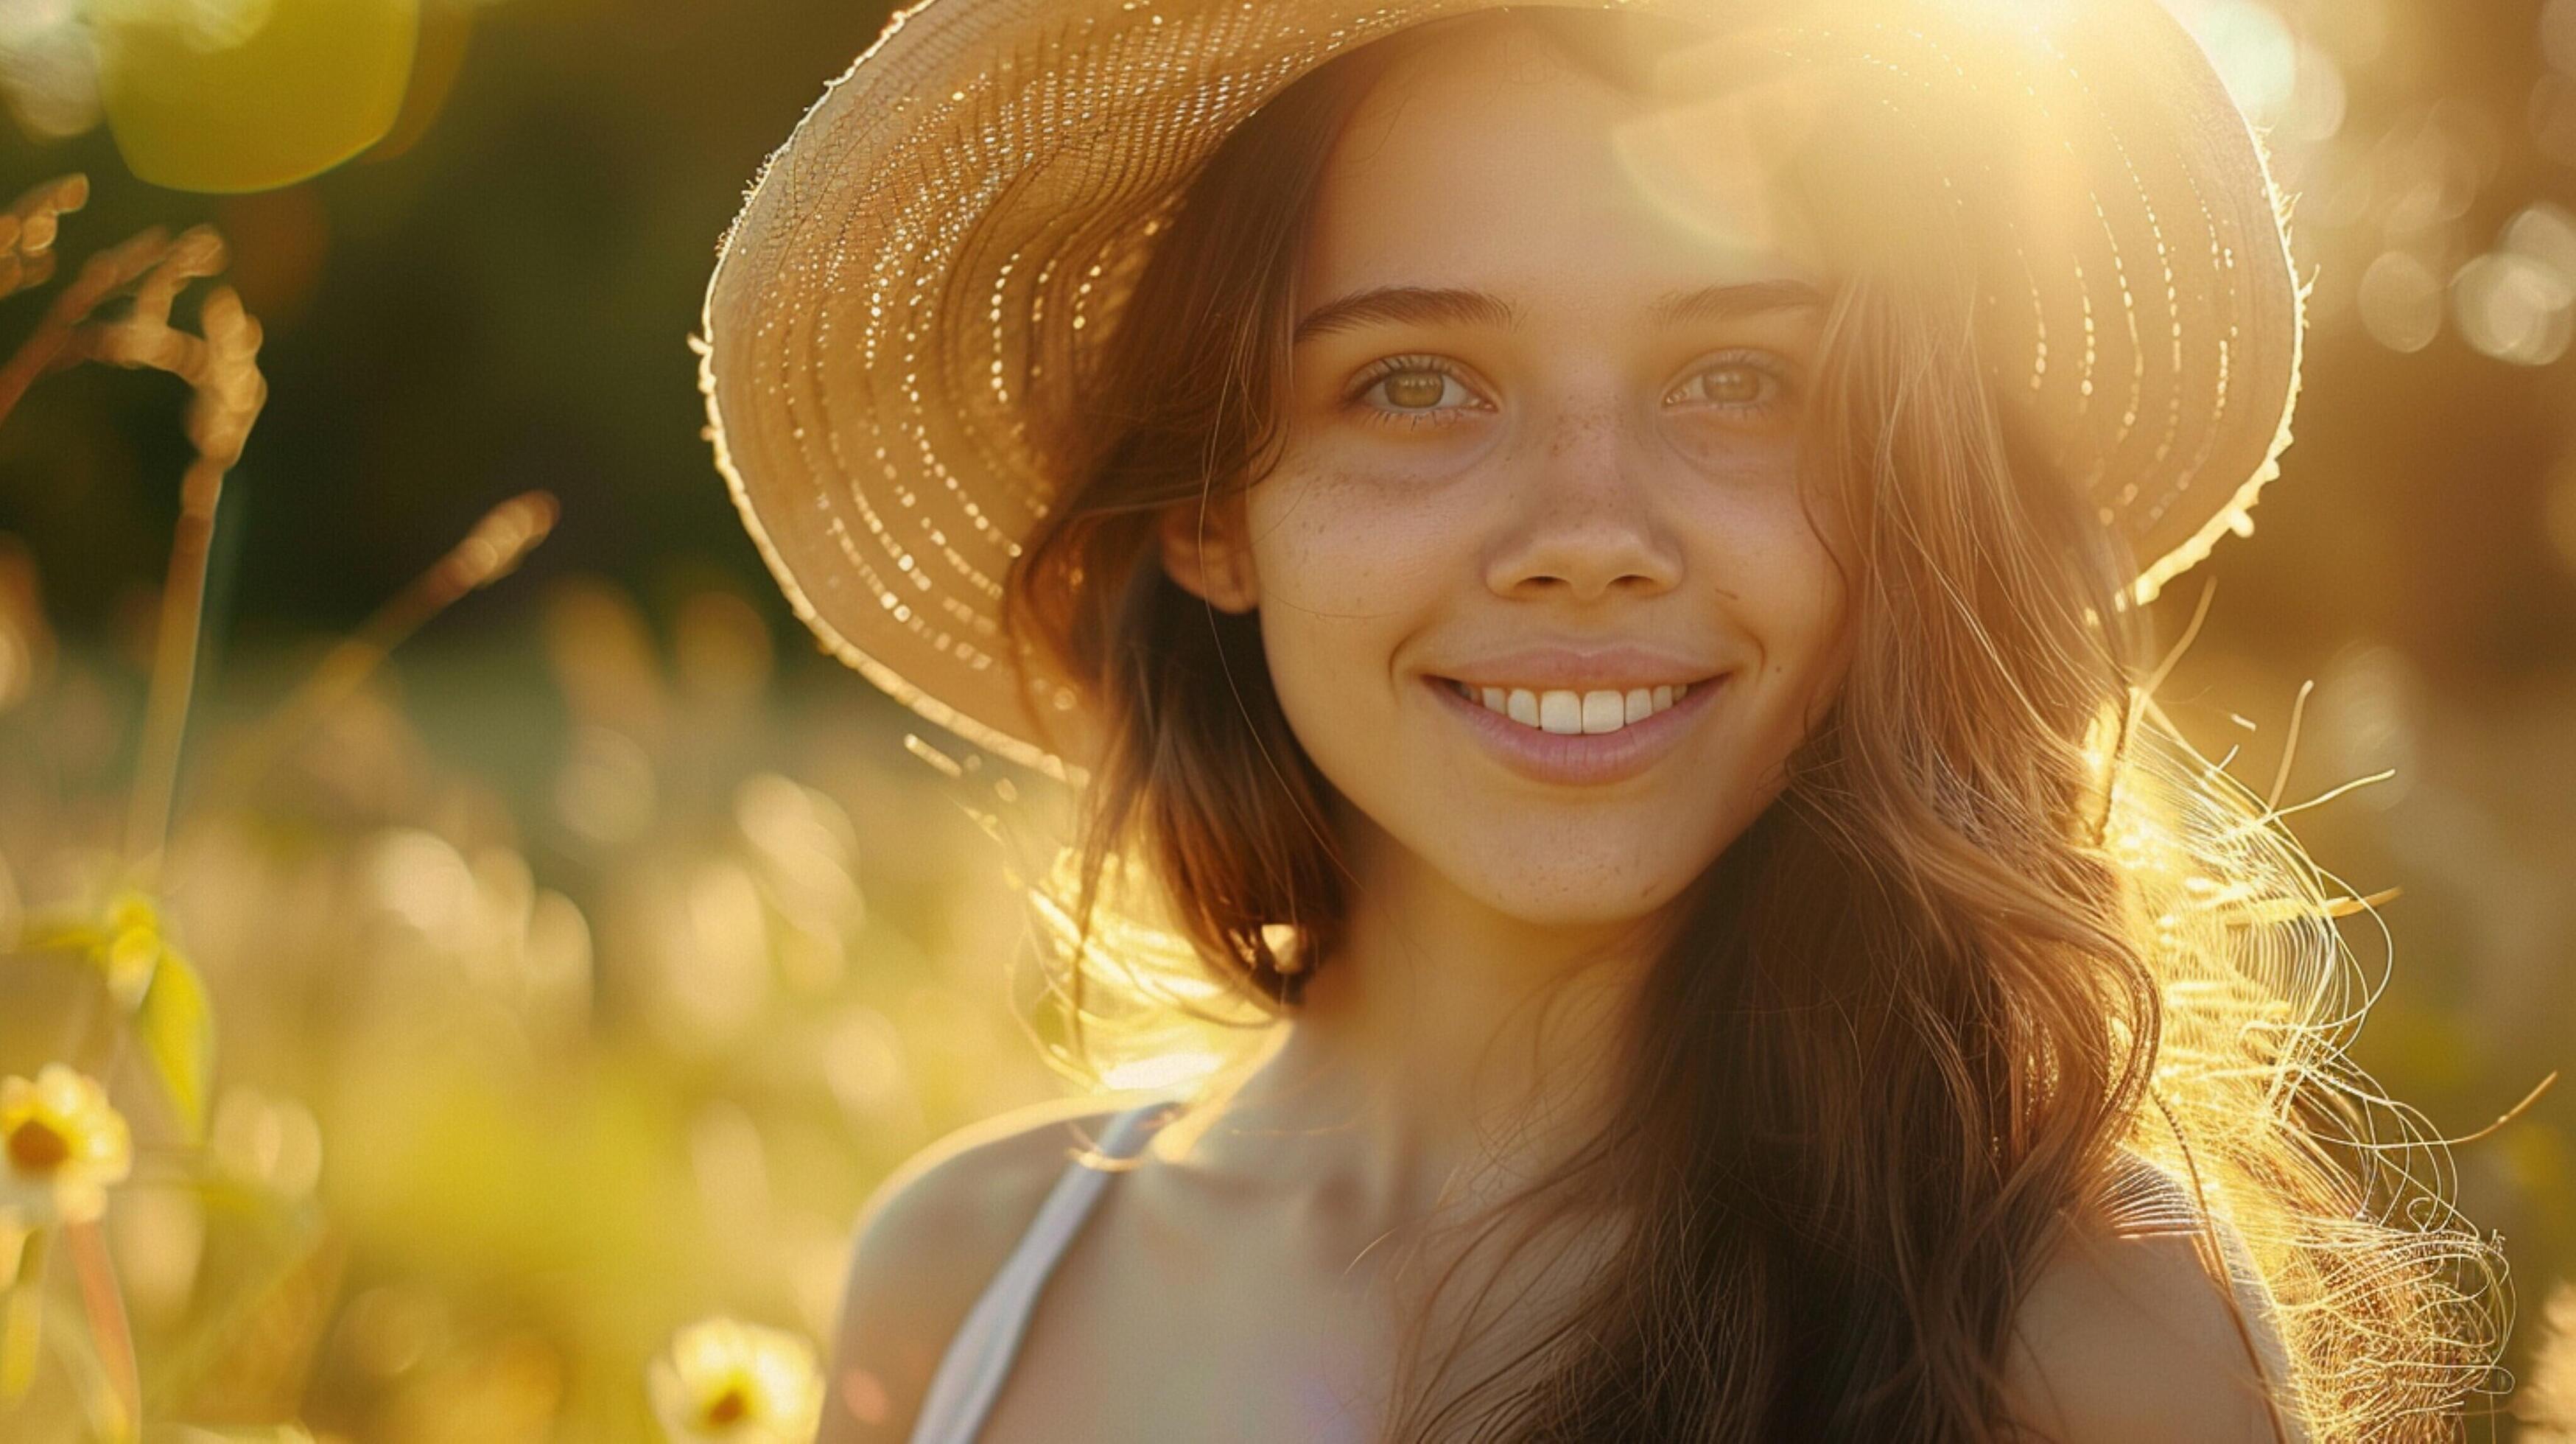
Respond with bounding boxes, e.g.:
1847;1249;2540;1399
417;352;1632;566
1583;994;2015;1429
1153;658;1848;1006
907;1098;1183;1444
2093;1149;2304;1424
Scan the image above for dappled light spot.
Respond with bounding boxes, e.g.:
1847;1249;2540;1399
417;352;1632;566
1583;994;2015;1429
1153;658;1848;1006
94;0;418;193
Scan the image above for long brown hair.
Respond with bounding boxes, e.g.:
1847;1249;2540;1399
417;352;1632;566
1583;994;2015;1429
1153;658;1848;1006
1003;11;2505;1439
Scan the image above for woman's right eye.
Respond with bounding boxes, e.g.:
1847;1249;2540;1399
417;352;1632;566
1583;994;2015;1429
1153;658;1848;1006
1347;358;1487;427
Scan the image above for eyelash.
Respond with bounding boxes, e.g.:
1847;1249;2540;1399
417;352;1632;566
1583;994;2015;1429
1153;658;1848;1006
1344;351;1798;430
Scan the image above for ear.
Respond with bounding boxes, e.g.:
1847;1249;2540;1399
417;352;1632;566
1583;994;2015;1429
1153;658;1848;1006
1156;491;1260;614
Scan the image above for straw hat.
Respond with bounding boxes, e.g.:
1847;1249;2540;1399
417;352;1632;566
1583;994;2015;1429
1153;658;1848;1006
695;0;2302;780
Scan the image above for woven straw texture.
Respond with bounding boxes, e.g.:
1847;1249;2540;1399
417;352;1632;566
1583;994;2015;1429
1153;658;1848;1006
698;0;2301;778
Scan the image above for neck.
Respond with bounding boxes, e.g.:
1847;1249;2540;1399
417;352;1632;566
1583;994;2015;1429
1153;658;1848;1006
1186;810;1670;1227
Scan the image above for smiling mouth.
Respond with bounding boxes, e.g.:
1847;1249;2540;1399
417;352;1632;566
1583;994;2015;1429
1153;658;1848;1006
1436;679;1705;736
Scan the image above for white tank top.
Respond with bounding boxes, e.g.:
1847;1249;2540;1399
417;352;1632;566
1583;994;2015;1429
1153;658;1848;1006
906;1099;1183;1443
902;1107;2299;1442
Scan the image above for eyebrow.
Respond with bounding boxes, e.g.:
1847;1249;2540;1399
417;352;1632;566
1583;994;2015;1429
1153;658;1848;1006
1651;278;1830;328
1291;278;1828;345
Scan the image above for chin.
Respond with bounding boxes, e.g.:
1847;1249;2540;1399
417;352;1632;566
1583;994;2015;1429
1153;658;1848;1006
1436;831;1719;933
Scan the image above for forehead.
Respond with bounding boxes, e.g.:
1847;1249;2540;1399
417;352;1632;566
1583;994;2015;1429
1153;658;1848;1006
1300;21;1828;313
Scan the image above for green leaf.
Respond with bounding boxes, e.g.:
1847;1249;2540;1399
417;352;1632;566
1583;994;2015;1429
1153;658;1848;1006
138;952;216;1143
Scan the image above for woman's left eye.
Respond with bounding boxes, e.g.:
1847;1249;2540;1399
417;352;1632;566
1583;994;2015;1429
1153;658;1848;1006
1667;356;1793;413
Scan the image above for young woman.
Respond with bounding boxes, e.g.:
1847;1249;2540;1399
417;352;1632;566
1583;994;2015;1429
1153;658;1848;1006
698;1;2504;1438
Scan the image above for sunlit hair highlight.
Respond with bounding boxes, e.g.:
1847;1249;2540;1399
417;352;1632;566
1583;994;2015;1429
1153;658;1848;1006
1001;10;2507;1439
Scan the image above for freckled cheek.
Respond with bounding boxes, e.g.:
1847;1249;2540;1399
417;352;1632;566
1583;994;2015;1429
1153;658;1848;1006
1764;551;1851;726
1677;485;1847;673
1767;530;1846;653
1248;473;1464;617
1249;478;1464;746
1669;421;1802;479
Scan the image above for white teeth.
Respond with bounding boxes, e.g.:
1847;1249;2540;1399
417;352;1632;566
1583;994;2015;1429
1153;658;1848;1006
1540;690;1584;735
1458;678;1699;736
1580;690;1624;734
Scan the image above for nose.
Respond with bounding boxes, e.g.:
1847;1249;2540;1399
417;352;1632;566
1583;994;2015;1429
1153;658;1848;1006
1482;401;1684;603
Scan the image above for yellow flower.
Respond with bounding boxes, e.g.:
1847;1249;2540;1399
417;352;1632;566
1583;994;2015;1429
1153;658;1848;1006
0;1066;133;1227
29;891;174;1010
646;1317;823;1444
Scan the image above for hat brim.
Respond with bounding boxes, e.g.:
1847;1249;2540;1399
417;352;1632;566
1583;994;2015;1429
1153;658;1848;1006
698;0;2302;782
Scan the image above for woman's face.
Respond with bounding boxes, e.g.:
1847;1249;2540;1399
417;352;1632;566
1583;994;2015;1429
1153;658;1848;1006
1180;24;1853;930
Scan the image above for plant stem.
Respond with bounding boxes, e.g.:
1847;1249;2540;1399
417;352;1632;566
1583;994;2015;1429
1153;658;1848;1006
124;455;227;877
0;229;170;428
210;490;558;806
0;1226;47;1404
63;1222;136;1440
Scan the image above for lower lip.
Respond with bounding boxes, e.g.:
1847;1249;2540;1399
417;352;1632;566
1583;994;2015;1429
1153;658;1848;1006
1426;676;1722;787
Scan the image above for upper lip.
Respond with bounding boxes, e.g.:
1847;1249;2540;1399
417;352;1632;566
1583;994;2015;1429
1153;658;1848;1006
1428;645;1726;692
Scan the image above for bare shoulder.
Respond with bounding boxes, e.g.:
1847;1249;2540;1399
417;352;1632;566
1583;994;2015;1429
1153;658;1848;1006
2003;1157;2306;1444
818;1094;1143;1444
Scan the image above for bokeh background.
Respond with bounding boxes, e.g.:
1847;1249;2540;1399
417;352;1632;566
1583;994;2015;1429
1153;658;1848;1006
0;0;2569;1437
